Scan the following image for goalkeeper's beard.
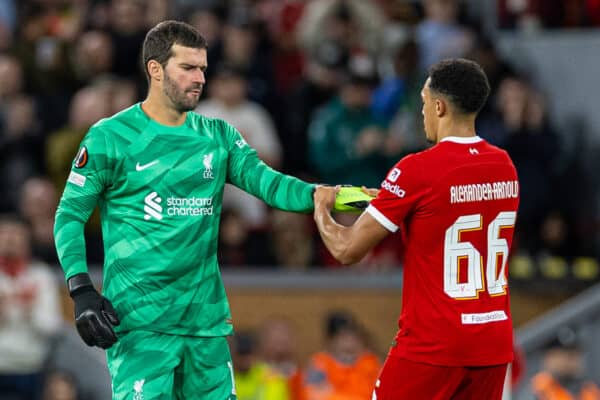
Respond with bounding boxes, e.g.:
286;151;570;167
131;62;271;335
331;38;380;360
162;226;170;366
163;72;203;113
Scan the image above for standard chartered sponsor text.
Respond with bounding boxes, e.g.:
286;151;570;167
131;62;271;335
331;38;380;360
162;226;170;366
167;196;213;216
450;180;518;204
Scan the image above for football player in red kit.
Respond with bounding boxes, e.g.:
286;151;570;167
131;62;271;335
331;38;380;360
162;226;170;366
313;58;519;400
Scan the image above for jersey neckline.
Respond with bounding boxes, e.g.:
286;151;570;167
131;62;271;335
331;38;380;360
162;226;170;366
440;136;483;144
136;102;191;131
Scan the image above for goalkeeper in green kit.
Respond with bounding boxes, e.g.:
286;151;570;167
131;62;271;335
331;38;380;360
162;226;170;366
52;20;342;400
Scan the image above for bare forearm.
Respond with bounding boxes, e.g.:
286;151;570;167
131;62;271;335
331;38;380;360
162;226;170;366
313;204;354;264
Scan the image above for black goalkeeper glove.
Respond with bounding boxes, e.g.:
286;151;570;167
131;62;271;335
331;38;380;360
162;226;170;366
68;273;120;349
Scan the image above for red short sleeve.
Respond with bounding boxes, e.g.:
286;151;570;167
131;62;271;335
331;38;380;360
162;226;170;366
367;154;429;232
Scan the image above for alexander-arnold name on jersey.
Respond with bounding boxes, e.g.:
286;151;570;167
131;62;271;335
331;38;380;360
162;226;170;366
450;180;519;204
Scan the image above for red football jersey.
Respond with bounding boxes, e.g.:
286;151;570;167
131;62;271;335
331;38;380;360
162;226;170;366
367;136;519;366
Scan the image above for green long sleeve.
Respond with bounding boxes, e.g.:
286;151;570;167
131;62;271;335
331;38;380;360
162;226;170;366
54;125;112;280
224;122;315;212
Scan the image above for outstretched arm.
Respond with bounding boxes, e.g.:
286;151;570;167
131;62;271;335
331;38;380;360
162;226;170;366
225;123;315;213
313;186;389;265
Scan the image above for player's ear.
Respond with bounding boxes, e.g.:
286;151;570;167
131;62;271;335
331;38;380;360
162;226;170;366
147;60;163;82
435;98;446;117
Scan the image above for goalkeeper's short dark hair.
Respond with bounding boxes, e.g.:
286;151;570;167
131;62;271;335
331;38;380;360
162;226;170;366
142;20;207;82
428;58;491;115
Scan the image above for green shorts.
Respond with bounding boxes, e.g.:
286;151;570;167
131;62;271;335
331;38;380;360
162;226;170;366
106;331;236;400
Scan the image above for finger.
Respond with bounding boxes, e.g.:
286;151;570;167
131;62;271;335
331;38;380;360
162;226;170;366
103;299;121;326
75;314;97;347
80;311;118;348
76;311;104;345
103;309;120;327
361;186;379;197
96;312;118;343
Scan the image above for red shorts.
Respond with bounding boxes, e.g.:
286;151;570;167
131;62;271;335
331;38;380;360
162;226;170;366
373;354;508;400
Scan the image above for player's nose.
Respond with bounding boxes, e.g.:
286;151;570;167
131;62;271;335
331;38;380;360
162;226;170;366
194;69;206;85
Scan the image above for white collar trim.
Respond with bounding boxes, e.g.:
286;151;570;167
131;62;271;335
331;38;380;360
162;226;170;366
440;136;483;144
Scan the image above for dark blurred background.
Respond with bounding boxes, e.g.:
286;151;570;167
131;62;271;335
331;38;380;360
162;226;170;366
1;1;600;399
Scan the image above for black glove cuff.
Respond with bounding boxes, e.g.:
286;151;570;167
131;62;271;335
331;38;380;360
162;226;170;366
68;273;95;297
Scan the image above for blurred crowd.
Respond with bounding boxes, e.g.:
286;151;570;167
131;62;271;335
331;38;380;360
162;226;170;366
498;0;600;30
232;312;382;400
0;0;598;272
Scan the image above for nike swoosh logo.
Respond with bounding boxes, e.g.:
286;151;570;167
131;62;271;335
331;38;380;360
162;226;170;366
135;160;159;171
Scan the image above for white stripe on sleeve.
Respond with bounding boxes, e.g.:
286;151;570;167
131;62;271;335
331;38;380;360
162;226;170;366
366;204;399;232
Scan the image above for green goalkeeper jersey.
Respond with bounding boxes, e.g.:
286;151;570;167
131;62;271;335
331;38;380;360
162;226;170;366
54;103;315;337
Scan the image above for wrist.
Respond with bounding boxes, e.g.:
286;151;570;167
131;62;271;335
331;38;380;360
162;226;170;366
314;200;327;212
313;203;330;223
67;273;95;297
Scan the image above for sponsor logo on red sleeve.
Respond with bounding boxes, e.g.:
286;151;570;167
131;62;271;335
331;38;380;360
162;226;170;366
387;168;401;182
381;180;406;198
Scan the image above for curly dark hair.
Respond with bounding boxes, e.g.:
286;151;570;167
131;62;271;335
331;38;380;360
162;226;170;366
142;20;207;82
428;58;490;114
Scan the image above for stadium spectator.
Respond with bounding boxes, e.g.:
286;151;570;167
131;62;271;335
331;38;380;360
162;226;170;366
102;77;139;115
529;327;600;399
70;30;114;87
206;13;277;112
538;211;572;259
218;207;251;266
218;207;274;267
258;316;305;400
0;214;63;400
270;210;316;268
255;0;307;94
496;77;563;255
186;5;225;47
469;37;518;148
12;2;81;133
19;176;59;265
0;55;43;213
296;0;385;59
46;84;112;194
308;70;388;188
232;331;291;400
0;0;16;35
145;0;172;28
372;38;420;123
302;311;381;400
498;0;600;29
0;52;24;99
281;39;347;175
42;370;80;400
372;37;427;156
107;0;147;82
415;0;474;71
466;37;515;97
